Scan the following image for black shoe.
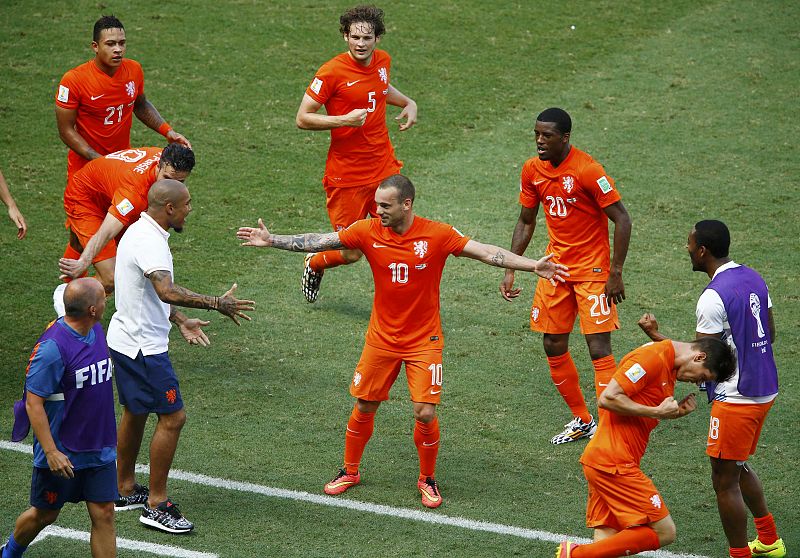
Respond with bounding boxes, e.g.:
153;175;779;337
115;483;149;511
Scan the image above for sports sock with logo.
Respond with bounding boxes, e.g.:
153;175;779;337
729;546;751;558
571;525;660;558
547;353;591;424
310;251;348;273
414;416;440;480
343;406;375;475
753;512;779;545
591;355;616;398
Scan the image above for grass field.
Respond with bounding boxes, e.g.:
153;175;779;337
1;1;798;556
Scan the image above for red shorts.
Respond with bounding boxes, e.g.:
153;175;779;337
324;182;380;231
530;279;619;335
351;344;443;404
583;464;670;531
64;207;117;263
706;400;773;461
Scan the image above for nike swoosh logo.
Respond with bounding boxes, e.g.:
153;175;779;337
372;243;387;248
430;389;441;395
706;442;716;446
422;440;439;447
533;179;546;185
553;379;567;386
346;427;360;434
346;80;360;87
90;94;105;100
595;318;610;324
598;382;608;387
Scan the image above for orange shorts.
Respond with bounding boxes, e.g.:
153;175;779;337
706;400;773;461
64;207;117;263
583;464;670;531
351;344;443;404
530;279;619;335
324;182;380;231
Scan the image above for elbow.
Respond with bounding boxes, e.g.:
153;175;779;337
598;394;611;410
295;114;309;130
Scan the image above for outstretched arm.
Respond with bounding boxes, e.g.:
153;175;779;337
295;94;368;130
148;271;254;325
460;239;568;285
603;200;632;305
133;93;191;148
237;218;345;252
58;213;124;279
386;85;417;131
500;205;539;301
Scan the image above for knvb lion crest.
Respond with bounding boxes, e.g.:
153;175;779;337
413;240;428;258
378;67;388;84
353;371;362;387
165;388;177;405
125;80;136;98
562;175;574;193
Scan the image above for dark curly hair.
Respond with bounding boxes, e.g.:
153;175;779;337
160;144;195;173
340;5;385;37
93;15;124;42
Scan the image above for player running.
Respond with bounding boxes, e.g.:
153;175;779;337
296;5;417;303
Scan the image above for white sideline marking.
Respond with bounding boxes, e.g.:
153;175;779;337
2;441;709;558
31;526;217;558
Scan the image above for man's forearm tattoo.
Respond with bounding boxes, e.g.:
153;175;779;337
149;270;215;310
490;250;506;267
270;232;344;252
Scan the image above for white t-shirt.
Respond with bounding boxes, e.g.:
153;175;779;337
108;212;173;358
696;261;775;404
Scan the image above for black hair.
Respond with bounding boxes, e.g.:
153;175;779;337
694;220;730;258
693;337;736;384
536;107;572;134
93;15;124;42
340;5;385;37
160;144;195;173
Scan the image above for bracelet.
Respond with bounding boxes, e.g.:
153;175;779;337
207;296;218;311
158;121;173;137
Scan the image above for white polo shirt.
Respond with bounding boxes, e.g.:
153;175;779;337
108;212;173;359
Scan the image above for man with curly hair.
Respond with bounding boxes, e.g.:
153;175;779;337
296;5;418;303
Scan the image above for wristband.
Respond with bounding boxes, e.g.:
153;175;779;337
158;122;173;137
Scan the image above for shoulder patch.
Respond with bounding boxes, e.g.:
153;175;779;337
57;85;70;103
597;176;613;194
624;363;647;384
310;77;323;95
116;198;135;217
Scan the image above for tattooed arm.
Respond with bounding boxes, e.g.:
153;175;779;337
237;218;345;252
133;93;191;148
148;270;255;325
458;240;569;285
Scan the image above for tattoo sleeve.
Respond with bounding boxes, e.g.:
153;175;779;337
270;232;344;252
490;251;506;267
133;96;165;130
148;270;216;310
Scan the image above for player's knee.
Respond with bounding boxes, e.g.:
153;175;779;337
159;408;187;431
542;335;568;356
89;502;115;526
414;406;436;423
654;520;676;546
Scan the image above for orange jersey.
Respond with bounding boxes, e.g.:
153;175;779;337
64;147;161;228
338;217;470;351
56;59;145;177
519;146;621;281
306;50;401;188
580;340;676;473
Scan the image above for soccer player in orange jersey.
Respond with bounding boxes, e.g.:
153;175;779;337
56;144;195;305
500;107;632;445
555;337;735;558
296;5;417;303
56;15;190;182
238;174;568;508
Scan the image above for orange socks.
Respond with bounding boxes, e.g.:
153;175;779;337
592;355;616;398
548;353;591;424
728;547;751;558
310;251;348;273
414;416;440;480
572;526;660;558
754;512;779;545
343;406;375;475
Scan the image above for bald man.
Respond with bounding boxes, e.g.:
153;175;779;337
107;179;255;534
6;278;117;558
